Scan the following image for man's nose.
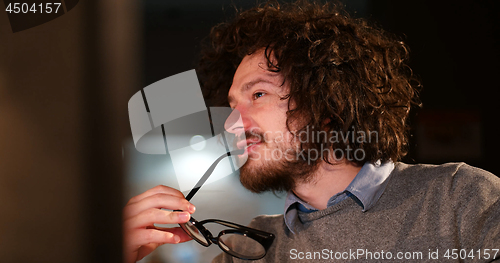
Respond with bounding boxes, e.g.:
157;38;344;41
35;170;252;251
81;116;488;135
224;109;244;134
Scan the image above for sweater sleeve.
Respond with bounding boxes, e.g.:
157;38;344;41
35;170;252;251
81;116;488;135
452;164;500;262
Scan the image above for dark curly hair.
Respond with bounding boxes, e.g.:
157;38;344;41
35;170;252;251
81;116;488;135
198;0;421;166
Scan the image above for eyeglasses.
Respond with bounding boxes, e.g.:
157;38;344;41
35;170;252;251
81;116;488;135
178;150;275;260
180;217;274;260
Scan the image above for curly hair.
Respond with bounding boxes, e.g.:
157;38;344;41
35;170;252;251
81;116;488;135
198;0;421;166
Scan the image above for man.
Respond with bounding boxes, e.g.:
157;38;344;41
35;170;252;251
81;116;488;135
123;1;500;262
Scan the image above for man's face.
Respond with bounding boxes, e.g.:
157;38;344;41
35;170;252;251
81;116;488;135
225;50;315;193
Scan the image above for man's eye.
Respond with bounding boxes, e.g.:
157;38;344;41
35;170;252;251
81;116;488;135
253;92;265;100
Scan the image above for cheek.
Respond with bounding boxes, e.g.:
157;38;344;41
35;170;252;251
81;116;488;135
263;124;295;145
263;113;288;135
271;101;290;126
269;109;291;141
252;98;290;133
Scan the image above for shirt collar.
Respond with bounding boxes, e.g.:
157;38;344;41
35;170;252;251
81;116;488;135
284;160;394;234
344;160;394;211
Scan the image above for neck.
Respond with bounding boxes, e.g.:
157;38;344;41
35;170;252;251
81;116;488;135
292;160;362;210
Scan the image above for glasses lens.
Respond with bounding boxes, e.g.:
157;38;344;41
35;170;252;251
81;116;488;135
218;233;266;259
180;221;209;246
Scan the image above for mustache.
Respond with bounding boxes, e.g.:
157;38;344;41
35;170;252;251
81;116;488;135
234;129;264;147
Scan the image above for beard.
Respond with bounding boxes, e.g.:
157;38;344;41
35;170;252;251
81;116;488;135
236;130;321;193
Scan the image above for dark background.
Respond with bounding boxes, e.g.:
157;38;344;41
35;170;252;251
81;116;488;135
0;1;498;262
141;0;500;176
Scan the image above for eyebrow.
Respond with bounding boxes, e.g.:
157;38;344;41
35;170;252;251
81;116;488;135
227;78;276;106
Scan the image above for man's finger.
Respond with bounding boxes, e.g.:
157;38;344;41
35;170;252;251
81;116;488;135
124;209;191;229
155;226;193;243
127;185;185;205
123;194;195;219
133;228;192;262
125;228;181;253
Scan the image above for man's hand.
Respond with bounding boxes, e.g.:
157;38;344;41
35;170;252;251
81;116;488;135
123;185;196;263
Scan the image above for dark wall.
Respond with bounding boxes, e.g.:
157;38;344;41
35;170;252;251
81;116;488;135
371;0;500;175
0;1;140;261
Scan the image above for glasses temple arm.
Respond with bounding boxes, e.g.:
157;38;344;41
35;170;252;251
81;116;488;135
185;149;244;201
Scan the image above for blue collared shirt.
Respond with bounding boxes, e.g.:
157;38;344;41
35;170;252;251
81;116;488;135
284;160;395;234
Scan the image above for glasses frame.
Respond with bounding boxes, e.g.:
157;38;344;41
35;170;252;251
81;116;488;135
179;216;275;260
176;150;275;260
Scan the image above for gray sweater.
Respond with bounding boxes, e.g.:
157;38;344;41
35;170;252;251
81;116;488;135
213;162;500;262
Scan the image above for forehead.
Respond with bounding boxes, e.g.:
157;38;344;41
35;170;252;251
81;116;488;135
234;50;270;78
228;50;284;102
